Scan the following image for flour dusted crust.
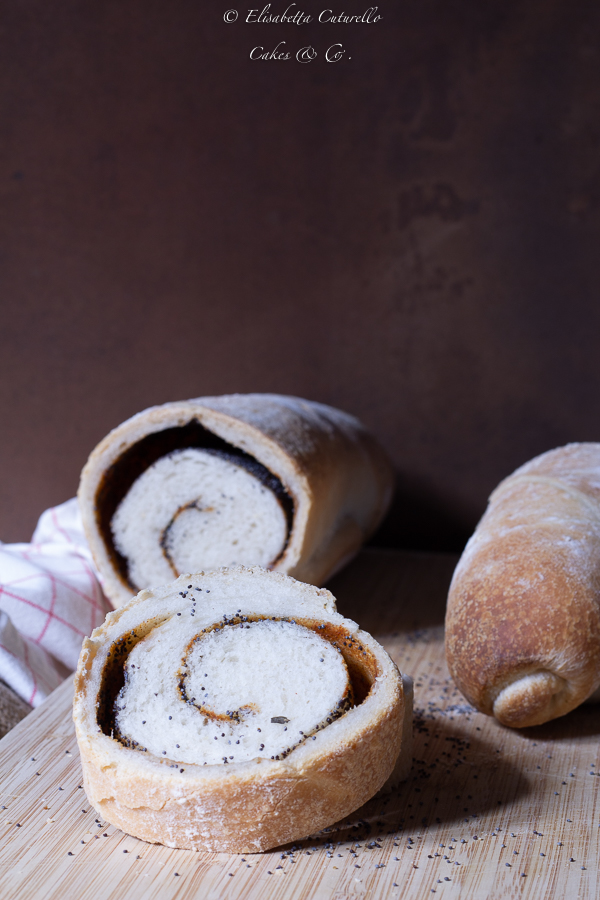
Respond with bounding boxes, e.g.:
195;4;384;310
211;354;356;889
73;567;409;853
445;443;600;728
78;394;394;608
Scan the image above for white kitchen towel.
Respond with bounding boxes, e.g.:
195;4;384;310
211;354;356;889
0;499;111;707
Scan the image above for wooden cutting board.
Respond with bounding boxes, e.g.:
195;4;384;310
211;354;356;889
1;549;599;900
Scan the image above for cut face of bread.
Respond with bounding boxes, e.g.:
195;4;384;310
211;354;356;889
74;567;408;853
113;617;354;765
78;395;394;607
111;448;289;590
92;418;294;599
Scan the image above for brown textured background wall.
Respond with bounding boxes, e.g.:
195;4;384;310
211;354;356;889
1;1;600;548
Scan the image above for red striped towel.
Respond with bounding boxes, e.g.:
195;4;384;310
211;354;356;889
0;500;111;707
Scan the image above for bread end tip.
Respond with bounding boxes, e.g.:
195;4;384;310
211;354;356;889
492;671;566;728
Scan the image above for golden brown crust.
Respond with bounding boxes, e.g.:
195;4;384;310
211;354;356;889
78;394;394;607
445;443;600;728
73;567;407;853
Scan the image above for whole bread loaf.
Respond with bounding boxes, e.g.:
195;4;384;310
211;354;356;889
78;394;394;607
445;443;600;728
73;566;411;852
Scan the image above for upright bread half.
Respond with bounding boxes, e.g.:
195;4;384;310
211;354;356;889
73;567;410;853
446;443;600;728
78;394;394;607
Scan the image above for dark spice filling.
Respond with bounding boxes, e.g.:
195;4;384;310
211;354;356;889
97;615;168;740
98;612;378;760
94;420;295;591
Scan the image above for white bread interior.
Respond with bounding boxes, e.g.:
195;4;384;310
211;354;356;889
111;447;288;588
78;394;394;607
115;617;353;766
73;567;410;853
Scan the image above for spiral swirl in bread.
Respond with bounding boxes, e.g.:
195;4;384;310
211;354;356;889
74;567;410;852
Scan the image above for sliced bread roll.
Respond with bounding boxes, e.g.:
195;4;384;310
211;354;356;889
445;443;600;728
73;567;410;853
78;394;394;607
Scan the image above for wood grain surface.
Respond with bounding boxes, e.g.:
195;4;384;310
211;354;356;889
1;549;599;899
